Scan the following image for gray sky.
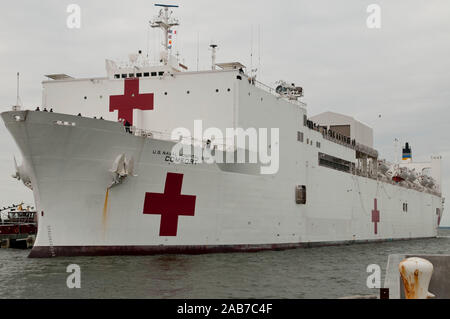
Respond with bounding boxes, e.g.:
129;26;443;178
0;0;449;225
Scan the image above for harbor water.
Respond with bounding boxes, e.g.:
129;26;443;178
1;229;449;299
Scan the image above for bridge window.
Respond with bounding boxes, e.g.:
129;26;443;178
158;71;164;76
128;73;134;78
143;72;150;77
114;74;120;79
121;74;127;78
151;72;156;76
136;73;142;77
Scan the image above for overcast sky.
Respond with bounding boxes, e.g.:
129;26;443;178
0;0;449;225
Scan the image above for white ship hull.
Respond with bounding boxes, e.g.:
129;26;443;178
2;111;442;257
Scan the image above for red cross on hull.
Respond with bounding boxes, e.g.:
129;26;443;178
371;198;380;235
109;78;154;125
143;173;196;236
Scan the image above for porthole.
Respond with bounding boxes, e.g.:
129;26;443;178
216;89;219;93
187;90;190;94
84;96;87;100
164;92;168;95
227;88;231;92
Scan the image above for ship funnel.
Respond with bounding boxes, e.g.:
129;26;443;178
402;142;412;162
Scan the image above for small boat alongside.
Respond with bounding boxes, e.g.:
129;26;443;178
0;203;37;249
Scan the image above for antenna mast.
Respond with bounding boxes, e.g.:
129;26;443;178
150;4;179;64
210;44;218;70
258;24;261;75
394;138;399;165
196;32;199;71
12;72;21;111
250;25;253;78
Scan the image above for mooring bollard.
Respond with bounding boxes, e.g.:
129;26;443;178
399;257;435;299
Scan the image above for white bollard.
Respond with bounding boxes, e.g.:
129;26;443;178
399;257;435;299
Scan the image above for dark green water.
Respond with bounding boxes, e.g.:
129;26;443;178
1;229;449;299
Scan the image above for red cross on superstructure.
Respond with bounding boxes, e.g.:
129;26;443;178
143;173;196;236
371;198;380;235
109;78;154;125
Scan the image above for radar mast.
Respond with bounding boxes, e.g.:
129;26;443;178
150;4;179;65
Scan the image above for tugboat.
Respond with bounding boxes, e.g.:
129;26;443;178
0;203;37;248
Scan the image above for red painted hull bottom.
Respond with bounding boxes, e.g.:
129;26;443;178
28;237;436;258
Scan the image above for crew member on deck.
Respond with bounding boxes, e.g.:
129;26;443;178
124;120;131;134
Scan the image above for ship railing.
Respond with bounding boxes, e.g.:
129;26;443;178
130;127;233;151
112;59;164;70
0;213;36;225
0;220;36;225
320;130;379;158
